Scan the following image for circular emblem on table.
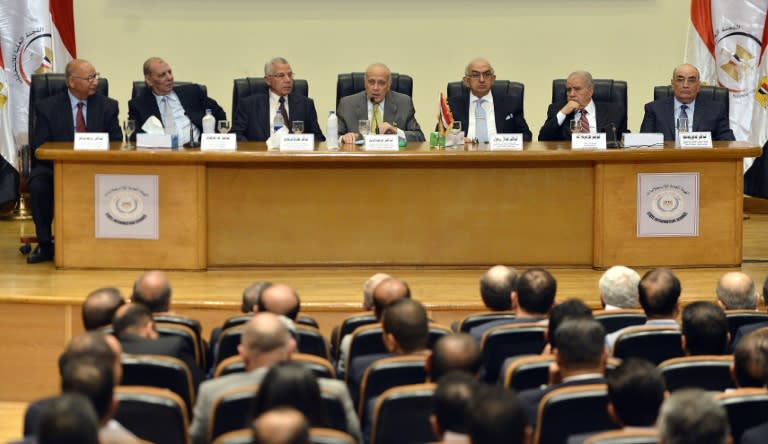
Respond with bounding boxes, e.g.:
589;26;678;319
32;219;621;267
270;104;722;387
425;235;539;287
106;189;146;225
649;188;685;222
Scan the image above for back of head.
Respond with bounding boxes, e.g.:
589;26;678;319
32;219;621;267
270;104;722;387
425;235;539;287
37;393;100;444
258;284;301;320
658;389;730;444
638;268;681;317
112;303;153;337
733;327;768;387
607;358;666;427
547;298;593;348
82;287;125;330
599;265;640;309
430;334;482;381
240;312;294;366
131;270;172;312
250;361;326;428
554;318;606;371
382;298;429;354
59;331;116;376
681;301;728;355
716;272;757;310
242;281;272;313
251;407;310;444
433;371;479;435
480;265;518;311
363;273;391;310
466;385;529;444
60;358;114;422
373;277;411;319
516;268;557;315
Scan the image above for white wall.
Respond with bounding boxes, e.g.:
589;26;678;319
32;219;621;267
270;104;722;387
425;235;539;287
75;0;689;134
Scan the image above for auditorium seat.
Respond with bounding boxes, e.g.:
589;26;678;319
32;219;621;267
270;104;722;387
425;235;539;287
357;355;427;421
715;388;768;444
480;323;547;383
113;385;189;444
533;384;618;444
213;324;246;370
331;313;377;360
212;429;251;444
725;310;768;341
296;324;331;360
456;311;516;333
593;309;646;334
209;384;260;443
611;326;683;365
370;383;436;444
652;85;730;116
120;354;195;417
153;314;206;370
657;355;734;392
231;77;309;118
309;428;357;444
502;356;621;392
130;80;204;99
336;72;413;106
213;355;245;378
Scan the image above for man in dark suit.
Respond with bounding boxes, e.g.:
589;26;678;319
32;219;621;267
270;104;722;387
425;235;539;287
231;57;324;142
337;63;425;144
128;57;226;145
517;318;608;427
28;59;122;263
640;63;735;141
113;303;203;388
448;58;532;143
538;70;627;141
727;276;768;352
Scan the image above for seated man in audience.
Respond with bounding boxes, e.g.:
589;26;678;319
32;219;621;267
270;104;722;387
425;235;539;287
639;63;735;141
466;386;531;444
258;283;301;321
36;393;101;444
541;298;593;355
479;265;518;312
337;62;425;144
27;58;122;264
567;358;665;444
657;389;731;444
429;371;480;444
189;312;360;444
518;318;608;427
113;303;202;388
82;287;125;331
131;270;176;314
209;280;272;356
448;58;532;143
251;407;311;444
426;333;482;381
331;273;390;359
538;70;627;141
231;57;324;142
731;328;768;388
128;56;226;145
716;271;758;310
729;276;768;350
605;267;681;350
469;268;557;342
598;265;641;310
681;301;729;355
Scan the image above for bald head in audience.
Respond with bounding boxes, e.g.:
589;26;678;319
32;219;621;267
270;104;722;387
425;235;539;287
251;407;310;444
639;267;681;319
373;277;411;319
363;273;391;311
131;270;172;312
716;271;757;310
239;312;297;370
427;334;482;381
82;287;125;331
258;283;301;320
479;265;518;311
60;331;123;385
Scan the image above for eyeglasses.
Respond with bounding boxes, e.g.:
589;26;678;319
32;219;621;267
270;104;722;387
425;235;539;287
269;72;294;79
673;76;699;85
72;73;100;82
467;71;494;80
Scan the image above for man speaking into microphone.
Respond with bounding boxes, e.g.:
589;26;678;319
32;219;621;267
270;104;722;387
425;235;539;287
538;70;626;142
337;63;425;144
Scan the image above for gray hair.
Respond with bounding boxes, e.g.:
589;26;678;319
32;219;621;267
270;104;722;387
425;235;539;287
464;57;494;76
658;389;730;444
363;273;391;310
568;70;594;88
599;266;641;309
364;62;391;82
716;271;757;309
264;57;290;76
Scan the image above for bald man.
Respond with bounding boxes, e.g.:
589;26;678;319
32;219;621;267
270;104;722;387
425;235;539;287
258;283;301;320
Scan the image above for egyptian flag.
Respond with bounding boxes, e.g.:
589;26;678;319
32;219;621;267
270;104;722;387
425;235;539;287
0;45;18;206
745;7;768;197
437;93;454;133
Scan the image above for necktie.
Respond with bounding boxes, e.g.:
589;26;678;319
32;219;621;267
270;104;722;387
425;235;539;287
579;109;590;134
278;96;289;128
475;99;488;142
163;96;177;135
372;103;381;134
679;104;689;131
75;102;86;133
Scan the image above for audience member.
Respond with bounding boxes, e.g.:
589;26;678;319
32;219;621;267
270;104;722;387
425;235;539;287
131;270;173;313
599;266;641;310
430;371;480;444
426;334;482;381
466;385;531;444
716;271;758;310
479;265;518;311
36;393;100;444
242;281;273;314
250;361;328;428
680;301;729;355
731;327;768;388
251;407;311;444
545;298;593;353
657;389;731;444
258;283;301;320
331;273;390;360
82;287;125;331
730;276;768;350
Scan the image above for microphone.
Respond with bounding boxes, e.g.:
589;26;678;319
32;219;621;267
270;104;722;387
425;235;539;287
602;123;621;149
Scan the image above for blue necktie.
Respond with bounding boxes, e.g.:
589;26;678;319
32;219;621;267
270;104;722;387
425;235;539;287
679;104;689;131
475;99;488;143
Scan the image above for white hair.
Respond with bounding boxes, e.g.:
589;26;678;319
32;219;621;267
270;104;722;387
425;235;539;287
599;266;640;309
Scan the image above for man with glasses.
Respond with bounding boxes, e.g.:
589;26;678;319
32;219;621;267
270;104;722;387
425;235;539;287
231;57;325;141
538;70;627;141
640;63;735;141
337;62;424;144
27;59;122;263
449;58;532;144
128;57;226;145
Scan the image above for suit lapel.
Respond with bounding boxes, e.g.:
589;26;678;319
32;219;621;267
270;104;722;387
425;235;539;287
85;96;102;131
661;97;676;139
383;92;397;123
493;95;506;132
144;91;161;120
288;93;302;122
256;95;270;137
58;93;75;138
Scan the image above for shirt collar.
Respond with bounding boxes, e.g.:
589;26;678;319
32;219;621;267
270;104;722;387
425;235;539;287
470;90;494;103
68;91;86;108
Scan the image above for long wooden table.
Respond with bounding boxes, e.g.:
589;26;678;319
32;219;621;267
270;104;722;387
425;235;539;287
37;141;760;270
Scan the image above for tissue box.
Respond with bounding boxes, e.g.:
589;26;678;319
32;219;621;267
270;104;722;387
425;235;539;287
137;133;179;149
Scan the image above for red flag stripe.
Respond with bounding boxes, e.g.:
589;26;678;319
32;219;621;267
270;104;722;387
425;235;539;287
50;0;76;58
690;0;715;56
0;43;4;69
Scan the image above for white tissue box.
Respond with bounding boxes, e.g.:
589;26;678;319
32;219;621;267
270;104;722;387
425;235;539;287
137;133;178;149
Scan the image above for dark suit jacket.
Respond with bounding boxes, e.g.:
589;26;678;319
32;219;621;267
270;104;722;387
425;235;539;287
31;91;122;171
639;96;735;141
447;93;532;141
127;84;226;138
348;352;395;406
518;376;607;427
730;320;768;352
538;101;627;142
119;333;203;388
336;90;425;141
742;421;768;444
231;92;325;141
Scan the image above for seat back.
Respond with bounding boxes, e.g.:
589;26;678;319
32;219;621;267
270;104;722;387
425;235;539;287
658;355;734;392
320;387;355;435
232;77;309;118
333;314;377;360
593;309;646;334
715;388;768;444
154;315;206;370
210;384;260;443
583;429;659;444
446;80;525;115
552;78;627;108
214;324;246;370
293;352;336;379
221;314;252;330
502;355;554;391
358;355;427;419
309;427;357;444
120;354;195;417
213;355;246;378
131;80;205;99
29;73;109;136
212;428;252;444
457;311;516;333
297;324;331;360
725;310;768;340
534;384;618;444
652;85;730;116
370;383;436;444
480;323;547;383
345;324;387;380
611;327;683;365
113;385;189;444
336;72;413;106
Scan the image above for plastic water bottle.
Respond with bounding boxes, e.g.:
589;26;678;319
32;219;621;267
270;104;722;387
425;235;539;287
202;109;215;134
273;109;285;133
327;111;339;149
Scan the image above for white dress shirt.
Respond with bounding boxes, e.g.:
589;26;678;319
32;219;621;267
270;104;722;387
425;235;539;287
467;91;497;140
556;99;596;132
153;90;197;144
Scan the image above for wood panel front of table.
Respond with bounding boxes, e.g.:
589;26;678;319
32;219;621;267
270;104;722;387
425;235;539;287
38;141;758;269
